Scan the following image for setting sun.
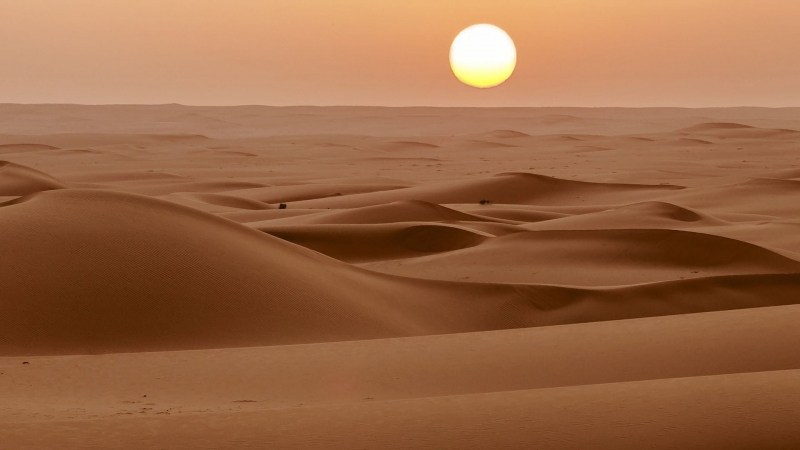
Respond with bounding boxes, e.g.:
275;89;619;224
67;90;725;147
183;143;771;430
450;24;517;89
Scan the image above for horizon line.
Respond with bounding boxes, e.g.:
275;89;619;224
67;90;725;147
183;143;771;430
2;102;800;109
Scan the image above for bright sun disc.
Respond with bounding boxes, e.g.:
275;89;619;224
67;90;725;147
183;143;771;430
450;24;517;89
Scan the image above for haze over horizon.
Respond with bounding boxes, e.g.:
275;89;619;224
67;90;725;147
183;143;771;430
3;0;799;107
5;103;800;110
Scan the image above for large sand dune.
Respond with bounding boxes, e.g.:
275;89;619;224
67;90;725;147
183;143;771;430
0;188;555;354
1;105;799;448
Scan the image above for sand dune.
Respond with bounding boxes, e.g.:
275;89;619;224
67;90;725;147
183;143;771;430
666;177;800;215
0;189;445;353
219;208;321;223
680;122;800;139
0;189;508;354
0;188;588;354
0;160;65;195
4;189;796;355
681;122;756;132
121;180;268;196
460;206;568;222
0;143;60;153
226;182;411;203
765;167;800;179
2;105;800;448
381;140;441;151
293;172;684;208
673;137;715;145
522;201;725;230
363;228;800;284
695;221;800;255
166;192;272;212
477;129;531;139
258;222;490;262
260;200;512;225
61;170;189;183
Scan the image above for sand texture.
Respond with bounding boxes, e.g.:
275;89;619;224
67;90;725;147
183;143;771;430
1;105;799;448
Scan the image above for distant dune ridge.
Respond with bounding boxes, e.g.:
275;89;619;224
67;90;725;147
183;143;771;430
1;105;800;449
291;172;685;208
362;228;800;285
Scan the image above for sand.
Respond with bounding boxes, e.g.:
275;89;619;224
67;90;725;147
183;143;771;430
1;104;799;448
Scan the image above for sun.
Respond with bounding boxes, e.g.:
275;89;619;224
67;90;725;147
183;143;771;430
450;24;517;89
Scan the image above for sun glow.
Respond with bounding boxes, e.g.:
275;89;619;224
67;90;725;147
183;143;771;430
449;24;517;89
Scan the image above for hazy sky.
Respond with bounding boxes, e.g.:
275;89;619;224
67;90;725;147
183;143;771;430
2;0;799;106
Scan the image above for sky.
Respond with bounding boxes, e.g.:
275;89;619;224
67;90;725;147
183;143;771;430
2;0;800;107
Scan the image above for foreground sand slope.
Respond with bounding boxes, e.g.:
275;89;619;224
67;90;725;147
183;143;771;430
2;305;798;418
4;371;799;450
2;306;799;448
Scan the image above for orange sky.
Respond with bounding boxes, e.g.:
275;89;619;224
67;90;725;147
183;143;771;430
2;0;799;106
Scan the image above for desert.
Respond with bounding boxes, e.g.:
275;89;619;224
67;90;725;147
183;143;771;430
1;104;799;448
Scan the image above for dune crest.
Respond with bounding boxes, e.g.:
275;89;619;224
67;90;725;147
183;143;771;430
0;143;60;153
294;172;684;208
0;160;66;195
266;200;512;225
363;228;800;285
681;122;755;132
481;129;531;139
680;122;799;139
